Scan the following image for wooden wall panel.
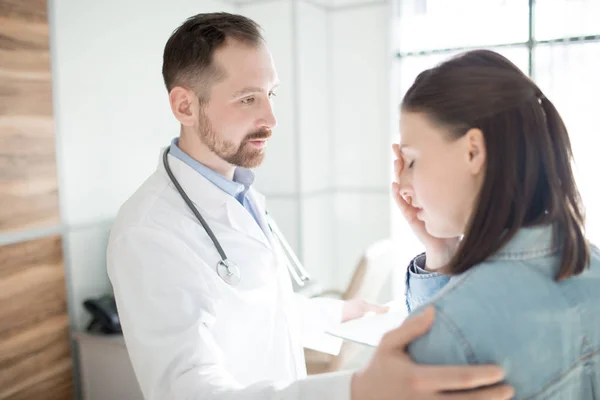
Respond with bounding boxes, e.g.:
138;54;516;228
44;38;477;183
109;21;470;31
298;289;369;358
0;0;60;234
0;236;73;399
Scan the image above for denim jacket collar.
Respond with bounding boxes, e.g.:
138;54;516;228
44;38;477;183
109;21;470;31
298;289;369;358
488;223;560;261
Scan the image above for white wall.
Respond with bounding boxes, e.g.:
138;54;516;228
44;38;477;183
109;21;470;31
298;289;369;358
50;0;235;331
239;0;393;292
330;1;392;290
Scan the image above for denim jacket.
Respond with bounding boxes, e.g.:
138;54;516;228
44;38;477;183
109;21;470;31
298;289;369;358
405;224;600;399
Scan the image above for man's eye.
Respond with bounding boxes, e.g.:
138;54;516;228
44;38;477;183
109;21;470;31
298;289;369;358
408;160;415;169
268;92;277;99
242;97;255;104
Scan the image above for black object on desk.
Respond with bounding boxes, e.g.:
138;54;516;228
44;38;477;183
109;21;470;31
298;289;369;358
84;294;121;334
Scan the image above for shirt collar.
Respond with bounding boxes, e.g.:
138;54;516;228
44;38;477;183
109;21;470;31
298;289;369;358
169;138;255;198
489;223;560;261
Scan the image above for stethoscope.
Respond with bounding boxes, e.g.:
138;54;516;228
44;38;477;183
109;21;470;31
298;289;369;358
162;147;312;287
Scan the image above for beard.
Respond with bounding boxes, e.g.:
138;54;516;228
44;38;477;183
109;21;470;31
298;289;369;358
196;109;271;169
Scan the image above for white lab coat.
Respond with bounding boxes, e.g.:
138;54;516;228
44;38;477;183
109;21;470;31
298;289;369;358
106;152;354;400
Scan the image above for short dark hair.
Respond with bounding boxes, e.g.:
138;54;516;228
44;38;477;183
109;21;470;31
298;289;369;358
402;49;590;281
162;12;264;100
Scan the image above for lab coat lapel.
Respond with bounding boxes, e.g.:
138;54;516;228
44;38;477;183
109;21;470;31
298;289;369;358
248;188;306;376
247;189;276;245
157;151;271;250
223;199;272;250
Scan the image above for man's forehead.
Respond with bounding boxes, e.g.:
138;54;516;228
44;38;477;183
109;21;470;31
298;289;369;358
213;39;272;66
214;55;278;80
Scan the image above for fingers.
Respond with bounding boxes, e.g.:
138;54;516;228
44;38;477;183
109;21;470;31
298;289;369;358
381;307;435;349
392;182;418;221
392;182;406;209
441;384;515;400
391;144;420;223
391;144;409;208
392;144;404;181
364;303;390;315
394;154;404;182
392;143;401;159
419;365;506;392
375;305;390;314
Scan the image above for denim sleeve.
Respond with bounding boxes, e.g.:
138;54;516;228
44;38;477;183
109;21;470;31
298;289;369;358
407;305;477;367
405;253;451;312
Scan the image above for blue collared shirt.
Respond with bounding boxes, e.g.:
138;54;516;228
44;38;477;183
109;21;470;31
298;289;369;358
169;138;264;232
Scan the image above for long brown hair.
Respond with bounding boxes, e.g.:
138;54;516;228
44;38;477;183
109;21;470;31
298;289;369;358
402;49;590;280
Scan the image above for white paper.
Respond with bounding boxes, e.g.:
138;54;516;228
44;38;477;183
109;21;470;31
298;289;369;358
303;330;343;356
325;301;409;347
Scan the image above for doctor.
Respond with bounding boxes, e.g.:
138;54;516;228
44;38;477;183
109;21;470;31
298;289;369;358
107;12;514;400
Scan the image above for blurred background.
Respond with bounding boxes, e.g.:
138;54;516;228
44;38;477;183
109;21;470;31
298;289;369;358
1;0;599;398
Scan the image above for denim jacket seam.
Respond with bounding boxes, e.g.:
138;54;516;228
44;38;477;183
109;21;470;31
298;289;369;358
522;348;600;400
424;270;473;302
405;259;413;312
405;292;412;313
490;246;561;261
410;272;445;280
435;305;479;364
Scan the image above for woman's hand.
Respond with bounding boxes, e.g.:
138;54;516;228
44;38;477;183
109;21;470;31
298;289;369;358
391;144;459;270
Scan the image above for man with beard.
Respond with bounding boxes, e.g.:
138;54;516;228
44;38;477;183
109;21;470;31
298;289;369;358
106;12;514;400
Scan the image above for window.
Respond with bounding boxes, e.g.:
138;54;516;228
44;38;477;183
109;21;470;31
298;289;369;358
392;0;600;244
394;0;529;53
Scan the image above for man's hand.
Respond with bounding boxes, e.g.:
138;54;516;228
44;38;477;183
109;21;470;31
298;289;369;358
351;307;514;400
342;299;388;322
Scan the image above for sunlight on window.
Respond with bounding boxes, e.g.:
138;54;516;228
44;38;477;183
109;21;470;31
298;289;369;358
396;47;529;99
536;0;600;40
394;0;529;52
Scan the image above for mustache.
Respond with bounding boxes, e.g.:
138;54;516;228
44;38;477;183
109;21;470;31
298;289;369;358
244;129;272;141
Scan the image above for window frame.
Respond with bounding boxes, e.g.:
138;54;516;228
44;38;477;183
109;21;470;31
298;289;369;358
394;0;600;80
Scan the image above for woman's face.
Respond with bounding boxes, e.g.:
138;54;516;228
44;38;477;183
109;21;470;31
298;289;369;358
397;111;487;238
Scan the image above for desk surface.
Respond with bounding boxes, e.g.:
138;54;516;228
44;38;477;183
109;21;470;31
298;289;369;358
71;331;126;346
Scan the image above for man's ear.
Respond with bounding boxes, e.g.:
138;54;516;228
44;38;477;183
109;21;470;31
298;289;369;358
464;127;486;176
168;86;199;126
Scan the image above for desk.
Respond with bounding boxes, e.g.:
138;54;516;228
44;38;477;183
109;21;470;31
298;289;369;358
72;332;144;400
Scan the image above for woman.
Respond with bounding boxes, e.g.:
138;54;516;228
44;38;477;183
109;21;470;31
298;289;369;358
393;49;600;399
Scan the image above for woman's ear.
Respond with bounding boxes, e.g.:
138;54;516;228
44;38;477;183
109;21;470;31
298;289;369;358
465;128;486;175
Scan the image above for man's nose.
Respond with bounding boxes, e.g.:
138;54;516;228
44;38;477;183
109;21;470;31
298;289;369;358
258;101;277;130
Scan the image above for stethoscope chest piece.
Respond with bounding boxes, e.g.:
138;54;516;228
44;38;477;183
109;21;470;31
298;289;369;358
217;259;241;286
163;146;310;288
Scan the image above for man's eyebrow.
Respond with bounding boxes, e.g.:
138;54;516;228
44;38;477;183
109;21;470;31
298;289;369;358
232;87;262;98
231;83;280;99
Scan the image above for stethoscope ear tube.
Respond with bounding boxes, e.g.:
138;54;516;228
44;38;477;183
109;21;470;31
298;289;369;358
163;147;229;262
163;146;311;288
267;214;312;287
